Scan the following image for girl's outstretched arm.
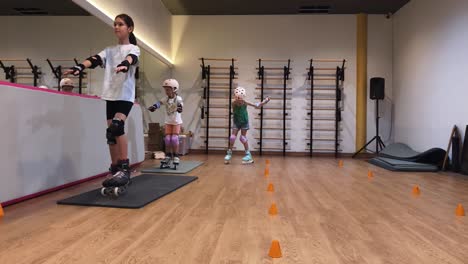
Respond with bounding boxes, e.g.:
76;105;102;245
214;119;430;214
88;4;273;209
63;55;102;75
148;100;164;112
245;97;270;109
116;54;138;73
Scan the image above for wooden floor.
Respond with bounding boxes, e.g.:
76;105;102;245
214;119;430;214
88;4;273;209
1;154;468;264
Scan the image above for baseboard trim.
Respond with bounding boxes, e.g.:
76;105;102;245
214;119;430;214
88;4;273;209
189;149;359;158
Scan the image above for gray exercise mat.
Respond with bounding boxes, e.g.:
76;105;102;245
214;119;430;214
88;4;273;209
369;157;439;172
380;143;421;158
57;174;198;209
141;160;204;174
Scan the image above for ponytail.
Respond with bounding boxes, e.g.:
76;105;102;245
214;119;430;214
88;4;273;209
129;32;137;45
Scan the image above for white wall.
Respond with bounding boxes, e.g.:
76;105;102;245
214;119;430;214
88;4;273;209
0;82;145;203
393;0;468;151
0;16;171;132
1;13;393;154
0;16;114;95
73;0;173;65
368;15;394;149
172;15;393;153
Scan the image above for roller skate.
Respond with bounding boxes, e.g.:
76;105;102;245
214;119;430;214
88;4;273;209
161;153;177;170
224;149;232;164
107;164;119;177
102;163;120;185
172;154;180;170
160;154;172;169
242;151;254;165
101;159;131;197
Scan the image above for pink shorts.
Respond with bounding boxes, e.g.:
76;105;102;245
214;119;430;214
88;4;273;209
165;124;181;135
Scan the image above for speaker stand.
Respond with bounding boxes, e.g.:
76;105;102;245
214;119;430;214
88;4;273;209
353;99;386;158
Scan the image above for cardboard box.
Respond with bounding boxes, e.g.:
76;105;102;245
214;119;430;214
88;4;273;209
148;131;162;136
147;136;162;145
148;123;161;132
144;151;153;160
147;143;163;151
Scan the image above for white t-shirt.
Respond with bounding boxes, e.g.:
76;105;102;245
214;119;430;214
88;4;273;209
98;44;140;102
161;96;183;125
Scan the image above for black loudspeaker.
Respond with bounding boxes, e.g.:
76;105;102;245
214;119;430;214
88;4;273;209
370;77;385;100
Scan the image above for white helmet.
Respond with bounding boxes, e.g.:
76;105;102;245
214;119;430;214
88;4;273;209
38;85;48;89
234;86;246;100
163;79;179;92
60;78;73;88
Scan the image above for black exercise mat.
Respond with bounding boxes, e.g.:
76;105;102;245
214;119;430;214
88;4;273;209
369;157;439;172
57;174;198;209
379;143;446;166
460;125;468;175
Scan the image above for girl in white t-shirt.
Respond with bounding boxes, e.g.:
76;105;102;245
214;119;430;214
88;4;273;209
148;79;184;165
64;14;140;189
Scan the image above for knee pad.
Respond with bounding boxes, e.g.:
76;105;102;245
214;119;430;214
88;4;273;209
230;135;237;143
106;118;125;144
240;135;248;143
171;135;179;146
165;135;172;146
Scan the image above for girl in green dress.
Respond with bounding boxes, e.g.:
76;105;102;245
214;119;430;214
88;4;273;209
225;87;270;164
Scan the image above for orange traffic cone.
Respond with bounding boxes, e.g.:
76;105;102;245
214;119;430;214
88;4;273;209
412;185;421;196
264;167;270;178
456;204;465;216
338;160;344;167
269;203;278;215
268;240;282;258
0;203;4;218
368;170;374;178
267;183;275;192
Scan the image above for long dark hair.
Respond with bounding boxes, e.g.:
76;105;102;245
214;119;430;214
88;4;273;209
115;13;137;45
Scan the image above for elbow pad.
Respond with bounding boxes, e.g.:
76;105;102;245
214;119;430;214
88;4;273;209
86;55;103;69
